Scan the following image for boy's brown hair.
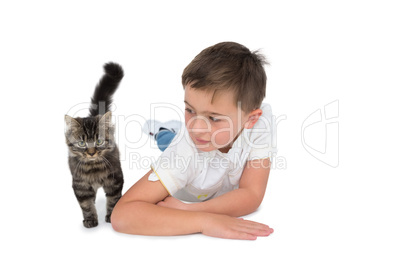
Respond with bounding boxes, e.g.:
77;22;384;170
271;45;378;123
182;42;268;113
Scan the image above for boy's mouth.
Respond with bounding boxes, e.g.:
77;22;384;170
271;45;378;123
195;138;210;144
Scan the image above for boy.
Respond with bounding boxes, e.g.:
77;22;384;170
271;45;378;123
111;42;276;240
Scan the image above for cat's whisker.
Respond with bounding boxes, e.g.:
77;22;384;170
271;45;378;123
100;156;115;179
73;159;83;177
105;153;119;160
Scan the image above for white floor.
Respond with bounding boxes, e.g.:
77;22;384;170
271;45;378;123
1;1;401;267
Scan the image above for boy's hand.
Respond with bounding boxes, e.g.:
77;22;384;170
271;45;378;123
201;213;274;240
156;196;274;240
157;196;189;210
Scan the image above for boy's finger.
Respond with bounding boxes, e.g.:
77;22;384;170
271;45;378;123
238;219;272;230
230;231;258;240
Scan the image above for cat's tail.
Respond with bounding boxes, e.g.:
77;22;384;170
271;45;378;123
89;62;124;116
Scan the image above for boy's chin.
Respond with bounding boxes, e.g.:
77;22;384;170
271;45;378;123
195;144;215;152
195;143;230;153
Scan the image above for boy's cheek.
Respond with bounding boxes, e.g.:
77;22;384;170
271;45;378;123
211;127;236;146
184;114;192;128
211;133;231;148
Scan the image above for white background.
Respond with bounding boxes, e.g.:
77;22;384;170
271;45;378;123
1;0;401;267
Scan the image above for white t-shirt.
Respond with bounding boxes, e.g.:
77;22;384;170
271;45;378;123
148;103;277;202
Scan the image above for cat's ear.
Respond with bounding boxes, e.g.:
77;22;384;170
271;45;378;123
65;115;81;144
65;115;81;133
99;111;114;137
99;111;112;127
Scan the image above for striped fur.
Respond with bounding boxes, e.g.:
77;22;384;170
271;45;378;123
65;63;124;228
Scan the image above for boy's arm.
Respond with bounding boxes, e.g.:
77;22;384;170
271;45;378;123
111;169;273;240
158;158;271;217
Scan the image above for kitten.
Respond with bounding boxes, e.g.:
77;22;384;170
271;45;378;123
65;62;124;228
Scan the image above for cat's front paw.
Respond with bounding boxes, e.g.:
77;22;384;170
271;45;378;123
105;215;111;223
83;219;98;228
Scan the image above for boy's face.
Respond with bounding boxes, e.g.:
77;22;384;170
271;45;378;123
184;85;250;152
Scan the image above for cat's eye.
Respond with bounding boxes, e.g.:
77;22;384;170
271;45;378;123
96;139;105;146
77;141;86;147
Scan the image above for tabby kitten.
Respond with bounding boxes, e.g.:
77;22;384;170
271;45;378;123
65;62;124;228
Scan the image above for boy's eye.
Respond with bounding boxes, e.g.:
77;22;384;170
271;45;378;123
209;116;221;122
185;108;195;114
96;139;105;146
77;141;86;147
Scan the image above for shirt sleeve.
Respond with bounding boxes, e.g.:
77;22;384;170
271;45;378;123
148;129;198;196
247;104;278;160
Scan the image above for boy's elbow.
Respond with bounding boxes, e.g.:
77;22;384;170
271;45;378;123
245;200;262;216
111;201;148;235
240;189;264;216
111;201;136;234
231;196;262;217
110;204;125;233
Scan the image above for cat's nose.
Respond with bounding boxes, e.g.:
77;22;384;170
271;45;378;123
87;147;96;156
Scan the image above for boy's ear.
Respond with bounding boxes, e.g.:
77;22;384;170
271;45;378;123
244;109;262;129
